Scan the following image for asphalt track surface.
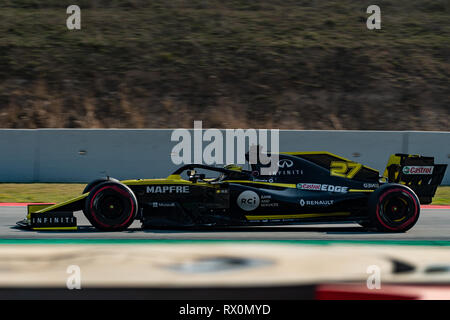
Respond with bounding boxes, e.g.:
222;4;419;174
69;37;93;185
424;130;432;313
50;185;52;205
1;206;449;241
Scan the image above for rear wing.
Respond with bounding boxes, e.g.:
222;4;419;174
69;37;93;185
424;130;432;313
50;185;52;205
384;154;447;204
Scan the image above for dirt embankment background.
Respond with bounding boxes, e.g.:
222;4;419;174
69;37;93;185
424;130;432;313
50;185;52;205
0;0;448;130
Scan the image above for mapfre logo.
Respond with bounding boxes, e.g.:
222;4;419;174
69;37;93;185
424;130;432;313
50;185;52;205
237;191;260;211
146;186;190;193
402;166;434;175
277;159;293;168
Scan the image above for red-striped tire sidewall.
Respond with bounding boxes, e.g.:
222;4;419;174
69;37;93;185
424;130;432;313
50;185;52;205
85;182;137;231
372;186;420;232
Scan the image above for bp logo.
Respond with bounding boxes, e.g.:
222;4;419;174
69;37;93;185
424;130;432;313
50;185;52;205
237;191;260;211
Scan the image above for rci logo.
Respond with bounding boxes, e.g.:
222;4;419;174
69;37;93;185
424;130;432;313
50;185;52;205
277;159;293;168
237;191;260;211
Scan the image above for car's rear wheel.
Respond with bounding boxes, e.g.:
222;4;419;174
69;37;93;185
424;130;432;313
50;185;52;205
83;181;138;231
368;184;420;232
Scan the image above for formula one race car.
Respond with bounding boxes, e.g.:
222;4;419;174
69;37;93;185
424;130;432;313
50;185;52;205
17;152;447;233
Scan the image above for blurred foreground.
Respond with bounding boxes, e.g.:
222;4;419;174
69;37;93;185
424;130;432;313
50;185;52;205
0;242;449;299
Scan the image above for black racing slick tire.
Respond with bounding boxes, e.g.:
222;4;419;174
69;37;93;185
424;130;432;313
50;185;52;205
83;177;120;194
368;184;420;233
83;181;138;231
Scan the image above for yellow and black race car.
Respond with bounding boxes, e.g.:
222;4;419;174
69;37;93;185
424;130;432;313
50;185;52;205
17;152;447;233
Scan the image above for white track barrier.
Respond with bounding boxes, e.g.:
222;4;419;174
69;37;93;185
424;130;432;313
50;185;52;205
0;129;448;184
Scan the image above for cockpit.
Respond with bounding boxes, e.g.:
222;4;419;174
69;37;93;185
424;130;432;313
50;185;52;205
171;164;252;184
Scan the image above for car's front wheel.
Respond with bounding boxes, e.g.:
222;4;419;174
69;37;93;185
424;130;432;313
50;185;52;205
83;181;138;231
368;184;420;232
82;177;120;194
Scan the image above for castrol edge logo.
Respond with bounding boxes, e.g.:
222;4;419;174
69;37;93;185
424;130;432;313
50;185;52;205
296;183;348;193
402;166;434;175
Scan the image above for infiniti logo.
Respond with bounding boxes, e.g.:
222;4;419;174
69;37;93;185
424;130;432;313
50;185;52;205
277;159;293;168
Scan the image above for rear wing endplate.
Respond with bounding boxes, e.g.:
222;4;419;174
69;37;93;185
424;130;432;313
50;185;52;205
384;154;447;204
